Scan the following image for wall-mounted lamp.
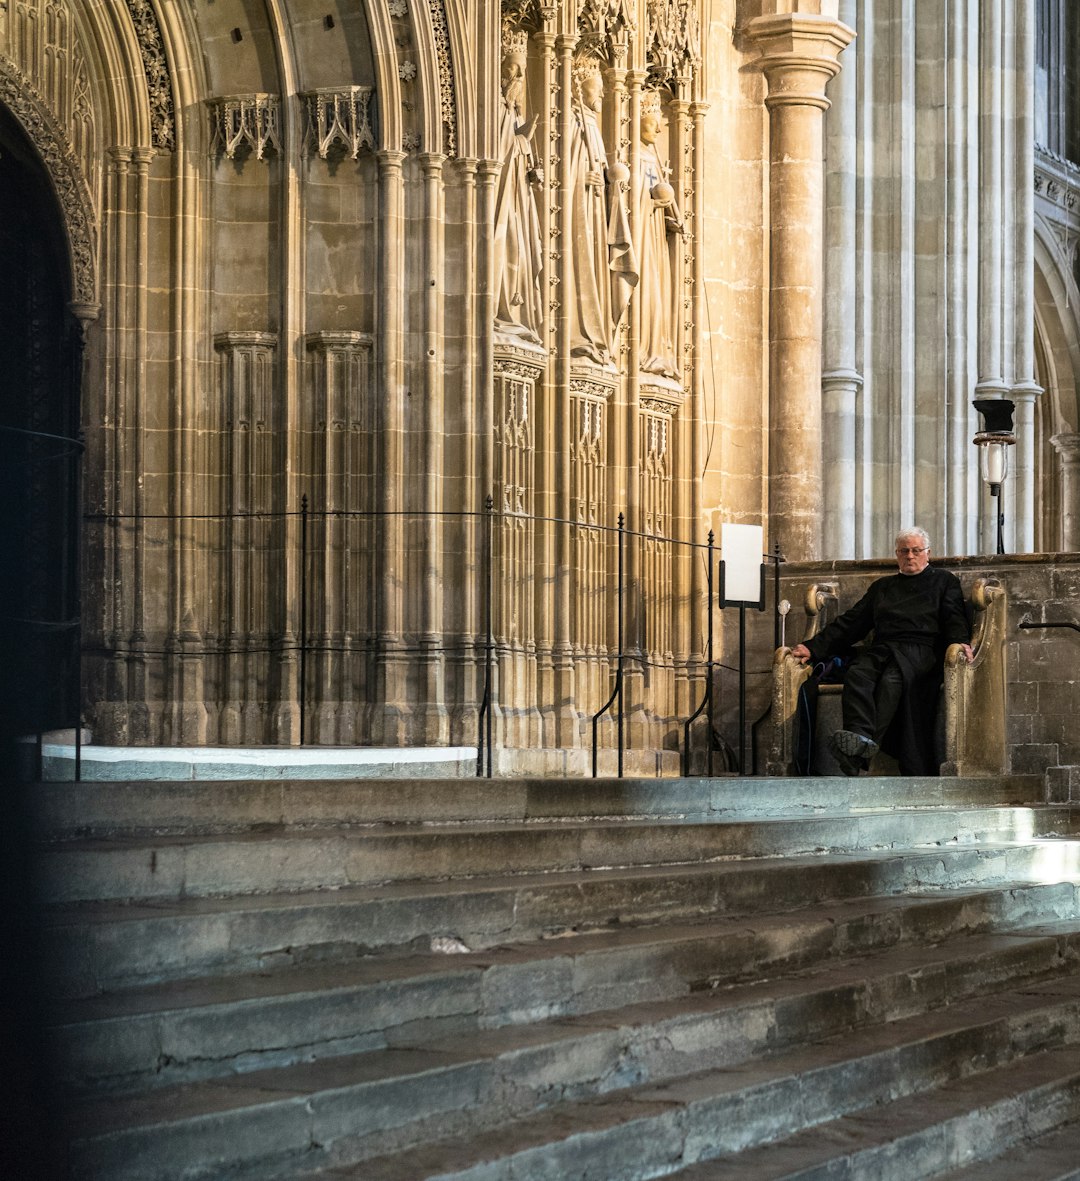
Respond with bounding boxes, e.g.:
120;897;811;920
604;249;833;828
972;398;1016;555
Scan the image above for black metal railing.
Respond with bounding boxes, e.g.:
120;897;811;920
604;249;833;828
65;498;786;780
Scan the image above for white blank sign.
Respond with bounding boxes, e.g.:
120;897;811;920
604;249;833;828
720;523;763;605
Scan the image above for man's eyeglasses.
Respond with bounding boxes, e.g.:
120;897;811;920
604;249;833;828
895;547;926;556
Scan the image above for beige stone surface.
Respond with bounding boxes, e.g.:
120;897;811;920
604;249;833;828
0;1;1075;766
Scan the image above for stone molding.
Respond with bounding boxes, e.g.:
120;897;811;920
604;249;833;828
569;366;618;403
304;330;374;353
301;88;376;159
429;0;457;156
1035;146;1080;241
0;55;97;306
744;13;855;110
493;343;548;378
1050;432;1080;460
640;376;686;414
209;94;282;160
125;0;175;150
645;0;701;86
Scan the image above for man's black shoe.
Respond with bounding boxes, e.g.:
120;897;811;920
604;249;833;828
828;733;863;776
830;730;879;776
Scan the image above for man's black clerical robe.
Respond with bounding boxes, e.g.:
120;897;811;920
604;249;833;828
803;565;971;774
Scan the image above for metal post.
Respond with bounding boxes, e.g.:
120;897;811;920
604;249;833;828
591;512;627;777
682;530;714;777
616;512;625;778
738;604;747;773
995;485;1005;554
299;494;309;745
705;531;715;776
485;495;494;778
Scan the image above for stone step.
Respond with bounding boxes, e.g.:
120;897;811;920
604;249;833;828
67;976;1080;1181
49;892;1080;1097
933;1118;1080;1180
44;847;1080;998
35;807;1080;905
30;774;1046;838
664;1046;1080;1179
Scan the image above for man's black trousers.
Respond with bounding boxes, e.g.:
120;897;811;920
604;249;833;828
841;647;904;745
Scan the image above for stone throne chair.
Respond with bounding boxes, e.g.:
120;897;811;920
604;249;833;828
767;577;1008;776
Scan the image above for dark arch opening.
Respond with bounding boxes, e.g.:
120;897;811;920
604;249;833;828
0;101;82;743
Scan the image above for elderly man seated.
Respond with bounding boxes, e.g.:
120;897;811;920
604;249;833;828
790;528;974;776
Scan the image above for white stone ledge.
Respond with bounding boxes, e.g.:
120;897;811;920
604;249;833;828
36;744;478;782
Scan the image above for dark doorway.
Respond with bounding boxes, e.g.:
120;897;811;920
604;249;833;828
0;102;82;743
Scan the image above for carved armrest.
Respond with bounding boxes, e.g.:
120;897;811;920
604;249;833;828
942;578;1007;776
767;583;838;775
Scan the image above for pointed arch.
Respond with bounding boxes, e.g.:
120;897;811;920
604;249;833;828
408;0;455;156
1034;217;1080;431
0;55;97;306
362;0;403;150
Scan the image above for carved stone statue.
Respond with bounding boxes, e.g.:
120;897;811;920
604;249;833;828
567;53;638;366
493;28;545;346
634;95;685;379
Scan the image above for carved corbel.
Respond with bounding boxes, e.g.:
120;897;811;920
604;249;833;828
209;94;282;160
301;87;377;159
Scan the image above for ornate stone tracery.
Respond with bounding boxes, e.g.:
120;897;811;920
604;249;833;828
577;0;635;37
428;0;457;157
301;87;376;159
0;54;97;305
124;0;175;150
645;0;700;86
209;94;281;160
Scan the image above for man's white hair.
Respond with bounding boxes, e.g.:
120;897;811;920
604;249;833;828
895;526;930;550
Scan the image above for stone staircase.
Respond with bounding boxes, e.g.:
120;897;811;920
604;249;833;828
31;773;1080;1180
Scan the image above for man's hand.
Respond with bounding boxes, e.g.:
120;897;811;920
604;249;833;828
960;643;974;662
789;643;811;664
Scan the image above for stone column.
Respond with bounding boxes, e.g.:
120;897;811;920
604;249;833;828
417;151;448;742
821;0;859;559
553;33;576;744
448;156;480;736
533;27;557;744
304;331;374;746
214;332;278;745
746;10;855;562
945;0;976;556
687;98;708;713
1050;433;1080;551
1012;0;1042;553
975;0;1010;555
373;148;408;744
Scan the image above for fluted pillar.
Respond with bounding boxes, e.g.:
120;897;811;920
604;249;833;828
373;148;408;743
1012;0;1041;553
417;151;448;742
821;0;859;559
975;0;1010;556
746;10;855;562
1051;433;1080;552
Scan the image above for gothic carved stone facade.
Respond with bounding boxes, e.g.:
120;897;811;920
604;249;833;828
0;1;1073;764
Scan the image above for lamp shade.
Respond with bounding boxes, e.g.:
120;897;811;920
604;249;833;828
979;439;1009;486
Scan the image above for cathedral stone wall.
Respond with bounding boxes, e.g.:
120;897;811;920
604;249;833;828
1;0;1076;767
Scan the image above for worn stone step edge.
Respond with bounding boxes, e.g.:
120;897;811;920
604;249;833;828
35;808;1080;905
43;849;1080;998
31;775;1047;838
931;1117;1080;1181
299;989;1080;1181
664;1045;1080;1180
50;896;1080;1098
66;977;1080;1181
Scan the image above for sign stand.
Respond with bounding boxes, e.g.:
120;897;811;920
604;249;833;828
718;524;767;775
